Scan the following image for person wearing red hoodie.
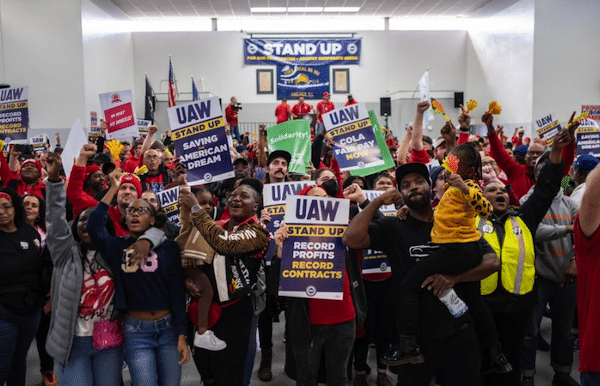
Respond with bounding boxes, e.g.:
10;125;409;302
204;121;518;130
106;171;143;236
67;144;107;216
0;147;46;198
122;140;144;173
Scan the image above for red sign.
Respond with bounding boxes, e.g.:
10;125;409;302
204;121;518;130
105;103;135;133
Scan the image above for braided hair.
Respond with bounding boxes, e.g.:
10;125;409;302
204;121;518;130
452;142;483;181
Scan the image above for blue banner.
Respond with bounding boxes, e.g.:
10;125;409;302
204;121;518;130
323;104;385;171
156;186;181;227
0;86;29;144
279;196;350;300
277;64;329;100
167;97;235;185
263;181;309;265
244;39;361;65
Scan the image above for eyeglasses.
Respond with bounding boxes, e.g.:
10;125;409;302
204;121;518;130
125;207;151;216
527;150;544;156
0;204;13;212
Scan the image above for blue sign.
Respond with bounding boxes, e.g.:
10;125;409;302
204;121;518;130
277;64;329;100
244;38;361;65
323;104;385;171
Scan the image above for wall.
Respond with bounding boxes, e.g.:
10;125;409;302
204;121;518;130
82;0;135;125
532;0;600;124
466;0;535;133
0;0;86;130
132;30;468;138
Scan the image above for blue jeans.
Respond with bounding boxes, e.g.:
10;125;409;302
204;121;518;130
231;125;241;141
0;305;41;386
293;319;356;386
582;372;600;386
57;336;123;386
243;314;259;386
522;277;577;377
124;314;182;386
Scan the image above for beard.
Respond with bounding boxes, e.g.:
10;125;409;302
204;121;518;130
404;191;429;210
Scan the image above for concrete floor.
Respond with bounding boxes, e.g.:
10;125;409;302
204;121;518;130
24;315;579;386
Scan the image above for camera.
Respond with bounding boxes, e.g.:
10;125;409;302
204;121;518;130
15;144;34;154
232;102;243;111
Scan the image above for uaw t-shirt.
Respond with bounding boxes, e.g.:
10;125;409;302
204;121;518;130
76;250;115;336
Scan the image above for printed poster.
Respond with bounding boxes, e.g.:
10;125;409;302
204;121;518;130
156;186;181;227
279;196;349;300
361;190;395;275
323;103;384;171
89;111;100;143
29;134;49;154
99;90;138;140
277;64;329;100
167;97;234;185
135;119;151;141
581;105;600;121
0;86;29;144
244;38;361;66
350;111;395;177
576;119;600;157
534;113;562;146
267;120;311;174
263;181;309;264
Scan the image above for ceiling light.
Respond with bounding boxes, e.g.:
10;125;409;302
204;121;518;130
287;7;323;12
250;7;286;12
323;7;360;12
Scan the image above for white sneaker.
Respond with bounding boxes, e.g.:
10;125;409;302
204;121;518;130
194;330;227;351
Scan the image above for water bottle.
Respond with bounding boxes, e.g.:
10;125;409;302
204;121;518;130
438;288;468;318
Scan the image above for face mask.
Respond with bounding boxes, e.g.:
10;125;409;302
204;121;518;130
321;179;339;198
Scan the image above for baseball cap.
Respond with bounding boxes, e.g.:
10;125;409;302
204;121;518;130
514;145;529;157
434;138;446;149
233;157;249;166
573;154;599;172
323;92;330;98
395;163;431;187
267;150;291;166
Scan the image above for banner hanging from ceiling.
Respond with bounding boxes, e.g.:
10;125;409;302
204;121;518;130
244;38;361;65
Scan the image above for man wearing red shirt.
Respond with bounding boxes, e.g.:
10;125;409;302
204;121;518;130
291;96;313;119
225;96;241;141
574;163;600;386
345;94;357;106
274;98;291;124
316;92;335;131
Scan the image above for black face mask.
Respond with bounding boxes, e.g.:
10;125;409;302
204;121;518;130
321;179;339;198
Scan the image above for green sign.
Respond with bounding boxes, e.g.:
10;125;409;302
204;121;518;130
350;111;395;177
267;120;311;174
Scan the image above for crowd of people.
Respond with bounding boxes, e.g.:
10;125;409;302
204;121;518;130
0;93;599;386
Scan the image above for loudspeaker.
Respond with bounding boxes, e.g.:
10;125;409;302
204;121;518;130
454;92;464;108
380;97;391;116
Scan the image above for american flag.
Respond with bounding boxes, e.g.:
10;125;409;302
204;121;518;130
168;56;177;107
191;76;199;101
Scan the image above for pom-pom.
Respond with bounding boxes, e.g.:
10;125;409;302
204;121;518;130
572;111;589;124
431;99;451;122
465;99;478;113
442;154;460;174
488;101;502;115
134;165;148;175
106;140;124;162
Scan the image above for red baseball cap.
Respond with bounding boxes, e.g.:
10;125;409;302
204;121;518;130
323;92;330;97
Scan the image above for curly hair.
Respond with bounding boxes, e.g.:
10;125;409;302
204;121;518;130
452;142;483;181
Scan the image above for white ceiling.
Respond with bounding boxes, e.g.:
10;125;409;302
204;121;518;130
93;0;517;19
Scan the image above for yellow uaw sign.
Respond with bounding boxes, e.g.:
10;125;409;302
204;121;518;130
172;117;224;141
287;224;346;237
328;118;370;137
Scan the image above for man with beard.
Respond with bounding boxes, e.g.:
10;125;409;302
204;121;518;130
67;144;107;216
264;150;291;184
343;163;500;386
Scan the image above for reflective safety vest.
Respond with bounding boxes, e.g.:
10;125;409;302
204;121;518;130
478;216;535;296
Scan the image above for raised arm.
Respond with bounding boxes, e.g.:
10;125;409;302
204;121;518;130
397;126;412;166
483;113;521;179
257;125;267;168
578;164;600;237
410;101;430;152
67;144;99;216
45;153;76;267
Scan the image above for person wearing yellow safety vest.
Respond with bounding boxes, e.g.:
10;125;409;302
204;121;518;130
477;128;573;386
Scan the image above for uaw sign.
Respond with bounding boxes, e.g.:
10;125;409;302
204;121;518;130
244;38;361;65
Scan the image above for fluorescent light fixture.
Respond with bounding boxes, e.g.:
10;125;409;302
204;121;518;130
323;7;360;12
287;7;323;12
250;7;286;12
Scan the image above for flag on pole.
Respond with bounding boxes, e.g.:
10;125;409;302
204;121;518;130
168;56;177;107
191;76;199;101
144;74;155;122
418;69;433;128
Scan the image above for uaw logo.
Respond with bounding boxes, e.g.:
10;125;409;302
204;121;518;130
380;262;388;271
358;161;365;168
482;223;494;234
347;43;358;55
513;226;522;235
204;173;213;182
305;285;317;297
247;43;258;54
111;94;122;103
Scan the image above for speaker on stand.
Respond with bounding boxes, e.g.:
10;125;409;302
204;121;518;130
380;97;391;129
